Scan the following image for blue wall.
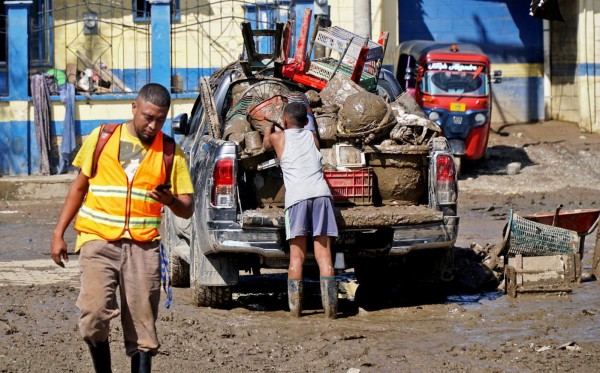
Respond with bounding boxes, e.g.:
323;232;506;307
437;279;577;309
399;0;545;122
0;121;29;175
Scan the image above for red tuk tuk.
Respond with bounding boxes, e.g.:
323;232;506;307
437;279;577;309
395;41;501;169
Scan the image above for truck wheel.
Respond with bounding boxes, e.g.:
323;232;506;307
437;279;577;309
354;260;392;310
355;283;388;310
165;212;190;287
192;285;232;308
169;249;190;287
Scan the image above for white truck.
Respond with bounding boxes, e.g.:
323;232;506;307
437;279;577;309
164;68;458;308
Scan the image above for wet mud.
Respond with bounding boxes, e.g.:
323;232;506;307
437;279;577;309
2;121;600;371
241;204;442;228
368;153;426;203
338;91;388;133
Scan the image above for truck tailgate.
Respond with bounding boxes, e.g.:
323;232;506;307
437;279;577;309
240;205;444;228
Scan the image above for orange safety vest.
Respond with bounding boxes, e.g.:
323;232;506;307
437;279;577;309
74;125;166;242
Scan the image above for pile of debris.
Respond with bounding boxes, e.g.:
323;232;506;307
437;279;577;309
208;7;442;162
219;73;441;160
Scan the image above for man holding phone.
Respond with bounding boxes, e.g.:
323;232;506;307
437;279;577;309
50;83;194;372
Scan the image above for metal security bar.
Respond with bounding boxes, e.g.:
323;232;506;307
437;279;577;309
23;0;290;95
33;1;152;94
171;0;290;93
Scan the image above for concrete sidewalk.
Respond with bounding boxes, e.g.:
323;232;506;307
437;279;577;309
0;173;76;200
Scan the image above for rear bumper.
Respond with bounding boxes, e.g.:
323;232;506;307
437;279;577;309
210;215;459;258
211;228;286;258
389;216;458;254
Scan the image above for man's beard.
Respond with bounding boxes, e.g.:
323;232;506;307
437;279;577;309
135;128;155;145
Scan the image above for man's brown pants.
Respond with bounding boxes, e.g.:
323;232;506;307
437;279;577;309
77;239;161;356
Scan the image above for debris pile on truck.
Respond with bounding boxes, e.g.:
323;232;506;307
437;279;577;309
222;8;441;155
221;73;441;154
205;9;444;209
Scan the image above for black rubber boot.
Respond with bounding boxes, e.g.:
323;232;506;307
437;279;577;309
320;276;338;319
287;279;303;317
88;339;112;373
131;351;152;373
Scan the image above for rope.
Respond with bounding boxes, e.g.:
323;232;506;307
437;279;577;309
159;242;173;309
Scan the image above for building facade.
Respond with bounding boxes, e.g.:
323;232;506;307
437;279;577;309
0;0;595;176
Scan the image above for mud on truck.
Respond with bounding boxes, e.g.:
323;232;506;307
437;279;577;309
164;15;459;308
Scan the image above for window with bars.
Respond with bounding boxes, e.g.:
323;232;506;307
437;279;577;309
30;0;53;67
133;0;181;22
0;1;52;68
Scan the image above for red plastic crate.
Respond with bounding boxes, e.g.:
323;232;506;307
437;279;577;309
324;168;374;205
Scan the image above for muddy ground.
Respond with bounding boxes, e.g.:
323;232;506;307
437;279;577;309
2;120;600;372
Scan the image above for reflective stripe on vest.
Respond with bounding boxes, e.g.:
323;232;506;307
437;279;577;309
74;125;166;242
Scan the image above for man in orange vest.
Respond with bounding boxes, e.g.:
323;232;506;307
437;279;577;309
51;83;194;372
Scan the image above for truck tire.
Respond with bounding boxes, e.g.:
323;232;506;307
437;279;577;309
164;212;190;287
192;285;232;308
354;259;391;310
189;215;237;309
169;249;190;288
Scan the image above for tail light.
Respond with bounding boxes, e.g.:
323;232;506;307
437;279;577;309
211;158;235;208
436;154;457;204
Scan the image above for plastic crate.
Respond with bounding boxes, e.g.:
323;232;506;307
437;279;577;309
324;168;373;205
307;57;377;91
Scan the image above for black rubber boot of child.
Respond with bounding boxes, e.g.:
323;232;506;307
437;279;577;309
320;276;338;319
287;279;303;317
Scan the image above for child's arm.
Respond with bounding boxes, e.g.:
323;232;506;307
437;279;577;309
263;125;282;151
312;131;320;150
263;126;285;158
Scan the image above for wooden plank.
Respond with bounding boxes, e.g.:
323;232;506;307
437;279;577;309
75;50;132;93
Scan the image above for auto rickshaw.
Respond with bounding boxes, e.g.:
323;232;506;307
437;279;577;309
395;40;501;171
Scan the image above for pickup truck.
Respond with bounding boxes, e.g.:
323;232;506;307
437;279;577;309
164;66;459;308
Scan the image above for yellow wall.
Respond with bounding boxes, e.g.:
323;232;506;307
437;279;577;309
50;1;398;72
173;1;248;68
52;1;150;71
329;0;398;66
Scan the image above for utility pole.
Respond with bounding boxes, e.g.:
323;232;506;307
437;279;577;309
354;0;371;39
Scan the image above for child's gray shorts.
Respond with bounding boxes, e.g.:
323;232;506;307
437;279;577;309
285;196;338;240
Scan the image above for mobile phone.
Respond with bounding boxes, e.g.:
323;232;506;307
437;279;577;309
156;183;171;192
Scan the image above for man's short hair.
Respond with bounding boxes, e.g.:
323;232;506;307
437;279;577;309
284;102;308;127
138;83;171;108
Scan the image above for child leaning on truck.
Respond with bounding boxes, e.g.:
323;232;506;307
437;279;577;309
263;101;339;319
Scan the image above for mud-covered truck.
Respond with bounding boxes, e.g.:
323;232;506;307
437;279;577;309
163;18;459;308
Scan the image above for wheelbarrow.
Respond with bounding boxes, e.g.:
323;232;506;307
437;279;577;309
523;205;600;260
500;206;599;297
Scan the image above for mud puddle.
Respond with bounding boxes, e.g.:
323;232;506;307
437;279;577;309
446;291;504;306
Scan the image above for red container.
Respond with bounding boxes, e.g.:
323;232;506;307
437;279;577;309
523;209;600;235
324;168;373;205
